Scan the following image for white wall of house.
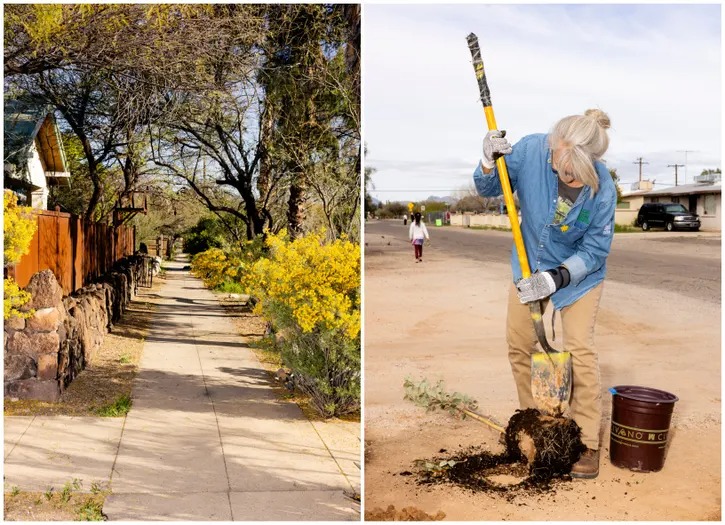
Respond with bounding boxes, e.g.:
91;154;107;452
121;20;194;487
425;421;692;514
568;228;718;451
27;142;49;209
695;194;720;230
450;213;513;229
617;191;721;231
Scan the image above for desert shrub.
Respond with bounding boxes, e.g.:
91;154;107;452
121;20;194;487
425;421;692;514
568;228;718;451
190;248;241;289
4;190;37;265
4;278;33;320
244;229;360;417
190;236;265;291
285;327;360;417
4;190;37;319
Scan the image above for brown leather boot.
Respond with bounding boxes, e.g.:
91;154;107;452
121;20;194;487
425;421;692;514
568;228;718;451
571;448;600;479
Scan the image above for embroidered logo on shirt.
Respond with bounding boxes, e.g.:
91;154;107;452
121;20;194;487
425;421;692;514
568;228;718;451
560;225;569;232
603;223;612;235
577;209;591;225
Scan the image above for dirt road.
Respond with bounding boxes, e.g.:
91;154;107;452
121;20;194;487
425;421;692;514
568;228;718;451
363;220;721;520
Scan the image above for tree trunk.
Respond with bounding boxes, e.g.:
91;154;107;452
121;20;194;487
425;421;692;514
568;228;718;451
287;174;306;240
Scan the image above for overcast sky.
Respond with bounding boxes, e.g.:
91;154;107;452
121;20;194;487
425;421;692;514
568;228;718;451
363;4;722;203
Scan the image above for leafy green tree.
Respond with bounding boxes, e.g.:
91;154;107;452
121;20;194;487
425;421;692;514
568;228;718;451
609;168;623;203
183;216;229;255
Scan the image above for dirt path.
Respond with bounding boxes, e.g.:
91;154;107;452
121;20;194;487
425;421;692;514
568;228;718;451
363;221;721;521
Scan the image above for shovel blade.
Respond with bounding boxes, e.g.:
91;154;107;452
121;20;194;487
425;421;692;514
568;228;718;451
531;351;572;416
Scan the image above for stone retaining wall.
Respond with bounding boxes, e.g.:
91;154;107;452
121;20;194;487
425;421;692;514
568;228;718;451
4;258;138;402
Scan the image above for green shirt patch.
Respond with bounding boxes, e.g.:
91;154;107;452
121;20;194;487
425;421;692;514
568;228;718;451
577;209;591;225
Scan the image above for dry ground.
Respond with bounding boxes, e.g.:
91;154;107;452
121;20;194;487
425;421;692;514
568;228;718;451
364;223;721;521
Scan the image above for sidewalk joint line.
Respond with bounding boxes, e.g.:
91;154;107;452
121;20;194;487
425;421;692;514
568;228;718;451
4;415;36;460
108;412;129;489
306;419;356;492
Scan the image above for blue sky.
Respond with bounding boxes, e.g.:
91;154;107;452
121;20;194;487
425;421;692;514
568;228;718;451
363;4;722;203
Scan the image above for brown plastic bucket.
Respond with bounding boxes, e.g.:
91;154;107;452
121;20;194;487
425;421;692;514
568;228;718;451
609;385;678;472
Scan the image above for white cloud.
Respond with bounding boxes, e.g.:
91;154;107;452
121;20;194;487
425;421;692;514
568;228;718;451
364;4;721;201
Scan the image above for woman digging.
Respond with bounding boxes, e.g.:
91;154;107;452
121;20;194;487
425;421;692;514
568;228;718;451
473;109;617;479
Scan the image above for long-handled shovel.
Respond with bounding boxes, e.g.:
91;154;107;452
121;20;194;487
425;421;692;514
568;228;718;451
466;33;572;416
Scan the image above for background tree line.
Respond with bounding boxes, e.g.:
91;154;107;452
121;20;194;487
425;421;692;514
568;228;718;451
4;4;361;245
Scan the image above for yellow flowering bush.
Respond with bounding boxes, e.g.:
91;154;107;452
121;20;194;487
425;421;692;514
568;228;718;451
190;248;241;289
244;229;361;417
4;190;37;265
189;236;265;291
245;230;360;339
4;190;37;319
4;278;33;320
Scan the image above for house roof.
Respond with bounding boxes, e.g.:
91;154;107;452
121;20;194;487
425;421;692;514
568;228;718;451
622;181;721;199
4;98;69;182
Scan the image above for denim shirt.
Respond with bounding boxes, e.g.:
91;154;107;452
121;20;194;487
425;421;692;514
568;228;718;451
473;133;617;309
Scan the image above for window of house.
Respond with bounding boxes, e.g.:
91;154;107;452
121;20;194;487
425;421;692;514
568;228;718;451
703;194;716;216
671;197;680;204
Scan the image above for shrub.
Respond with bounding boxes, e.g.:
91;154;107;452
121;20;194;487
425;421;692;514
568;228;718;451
245;230;360;417
4;190;37;265
190;248;240;289
4;278;33;320
4;190;37;319
246;230;360;339
283;327;360;417
189;236;265;291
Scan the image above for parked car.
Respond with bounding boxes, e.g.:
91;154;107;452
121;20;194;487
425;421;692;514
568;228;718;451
635;202;700;231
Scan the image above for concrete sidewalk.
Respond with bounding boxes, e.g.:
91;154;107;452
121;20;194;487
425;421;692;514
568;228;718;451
4;258;360;521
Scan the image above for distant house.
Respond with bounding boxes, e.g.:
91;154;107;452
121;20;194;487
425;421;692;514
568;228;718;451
617;174;721;231
4;99;71;209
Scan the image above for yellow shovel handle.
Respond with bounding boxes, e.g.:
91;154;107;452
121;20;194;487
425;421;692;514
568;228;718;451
483;107;531;278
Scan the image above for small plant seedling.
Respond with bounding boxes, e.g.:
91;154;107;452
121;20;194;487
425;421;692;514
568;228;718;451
118;354;131;364
60;482;73;503
403;377;479;416
77;500;105;521
44;486;54;500
96;394;132;417
11;486;20;496
90;481;103;494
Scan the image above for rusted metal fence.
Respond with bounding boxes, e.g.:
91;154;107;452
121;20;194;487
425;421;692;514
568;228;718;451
135;255;155;291
7;210;135;296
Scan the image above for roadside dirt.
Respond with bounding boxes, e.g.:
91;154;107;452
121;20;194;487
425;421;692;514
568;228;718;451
364;222;721;521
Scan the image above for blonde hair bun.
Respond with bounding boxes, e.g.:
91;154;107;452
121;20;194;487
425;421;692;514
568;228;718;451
584;108;611;130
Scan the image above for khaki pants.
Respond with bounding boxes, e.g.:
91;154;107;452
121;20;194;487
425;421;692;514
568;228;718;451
506;282;604;450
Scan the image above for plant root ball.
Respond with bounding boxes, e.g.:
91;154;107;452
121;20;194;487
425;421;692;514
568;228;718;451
503;408;586;479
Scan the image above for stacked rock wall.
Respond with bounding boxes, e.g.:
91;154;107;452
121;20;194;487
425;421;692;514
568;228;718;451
4;258;138;401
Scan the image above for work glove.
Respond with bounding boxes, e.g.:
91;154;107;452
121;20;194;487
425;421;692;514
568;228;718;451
516;267;571;303
482;130;512;170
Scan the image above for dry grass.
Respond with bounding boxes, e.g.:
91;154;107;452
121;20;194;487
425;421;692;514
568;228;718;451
4;283;160;417
4;480;109;521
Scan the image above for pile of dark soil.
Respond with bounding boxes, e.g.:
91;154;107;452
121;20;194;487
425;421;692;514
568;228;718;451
416;408;586;497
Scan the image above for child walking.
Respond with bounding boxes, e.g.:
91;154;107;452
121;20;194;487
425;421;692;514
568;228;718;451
408;212;429;262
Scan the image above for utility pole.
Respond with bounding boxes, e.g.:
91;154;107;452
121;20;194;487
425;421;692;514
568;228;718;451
633;157;649;184
667;163;685;186
676;150;698;184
